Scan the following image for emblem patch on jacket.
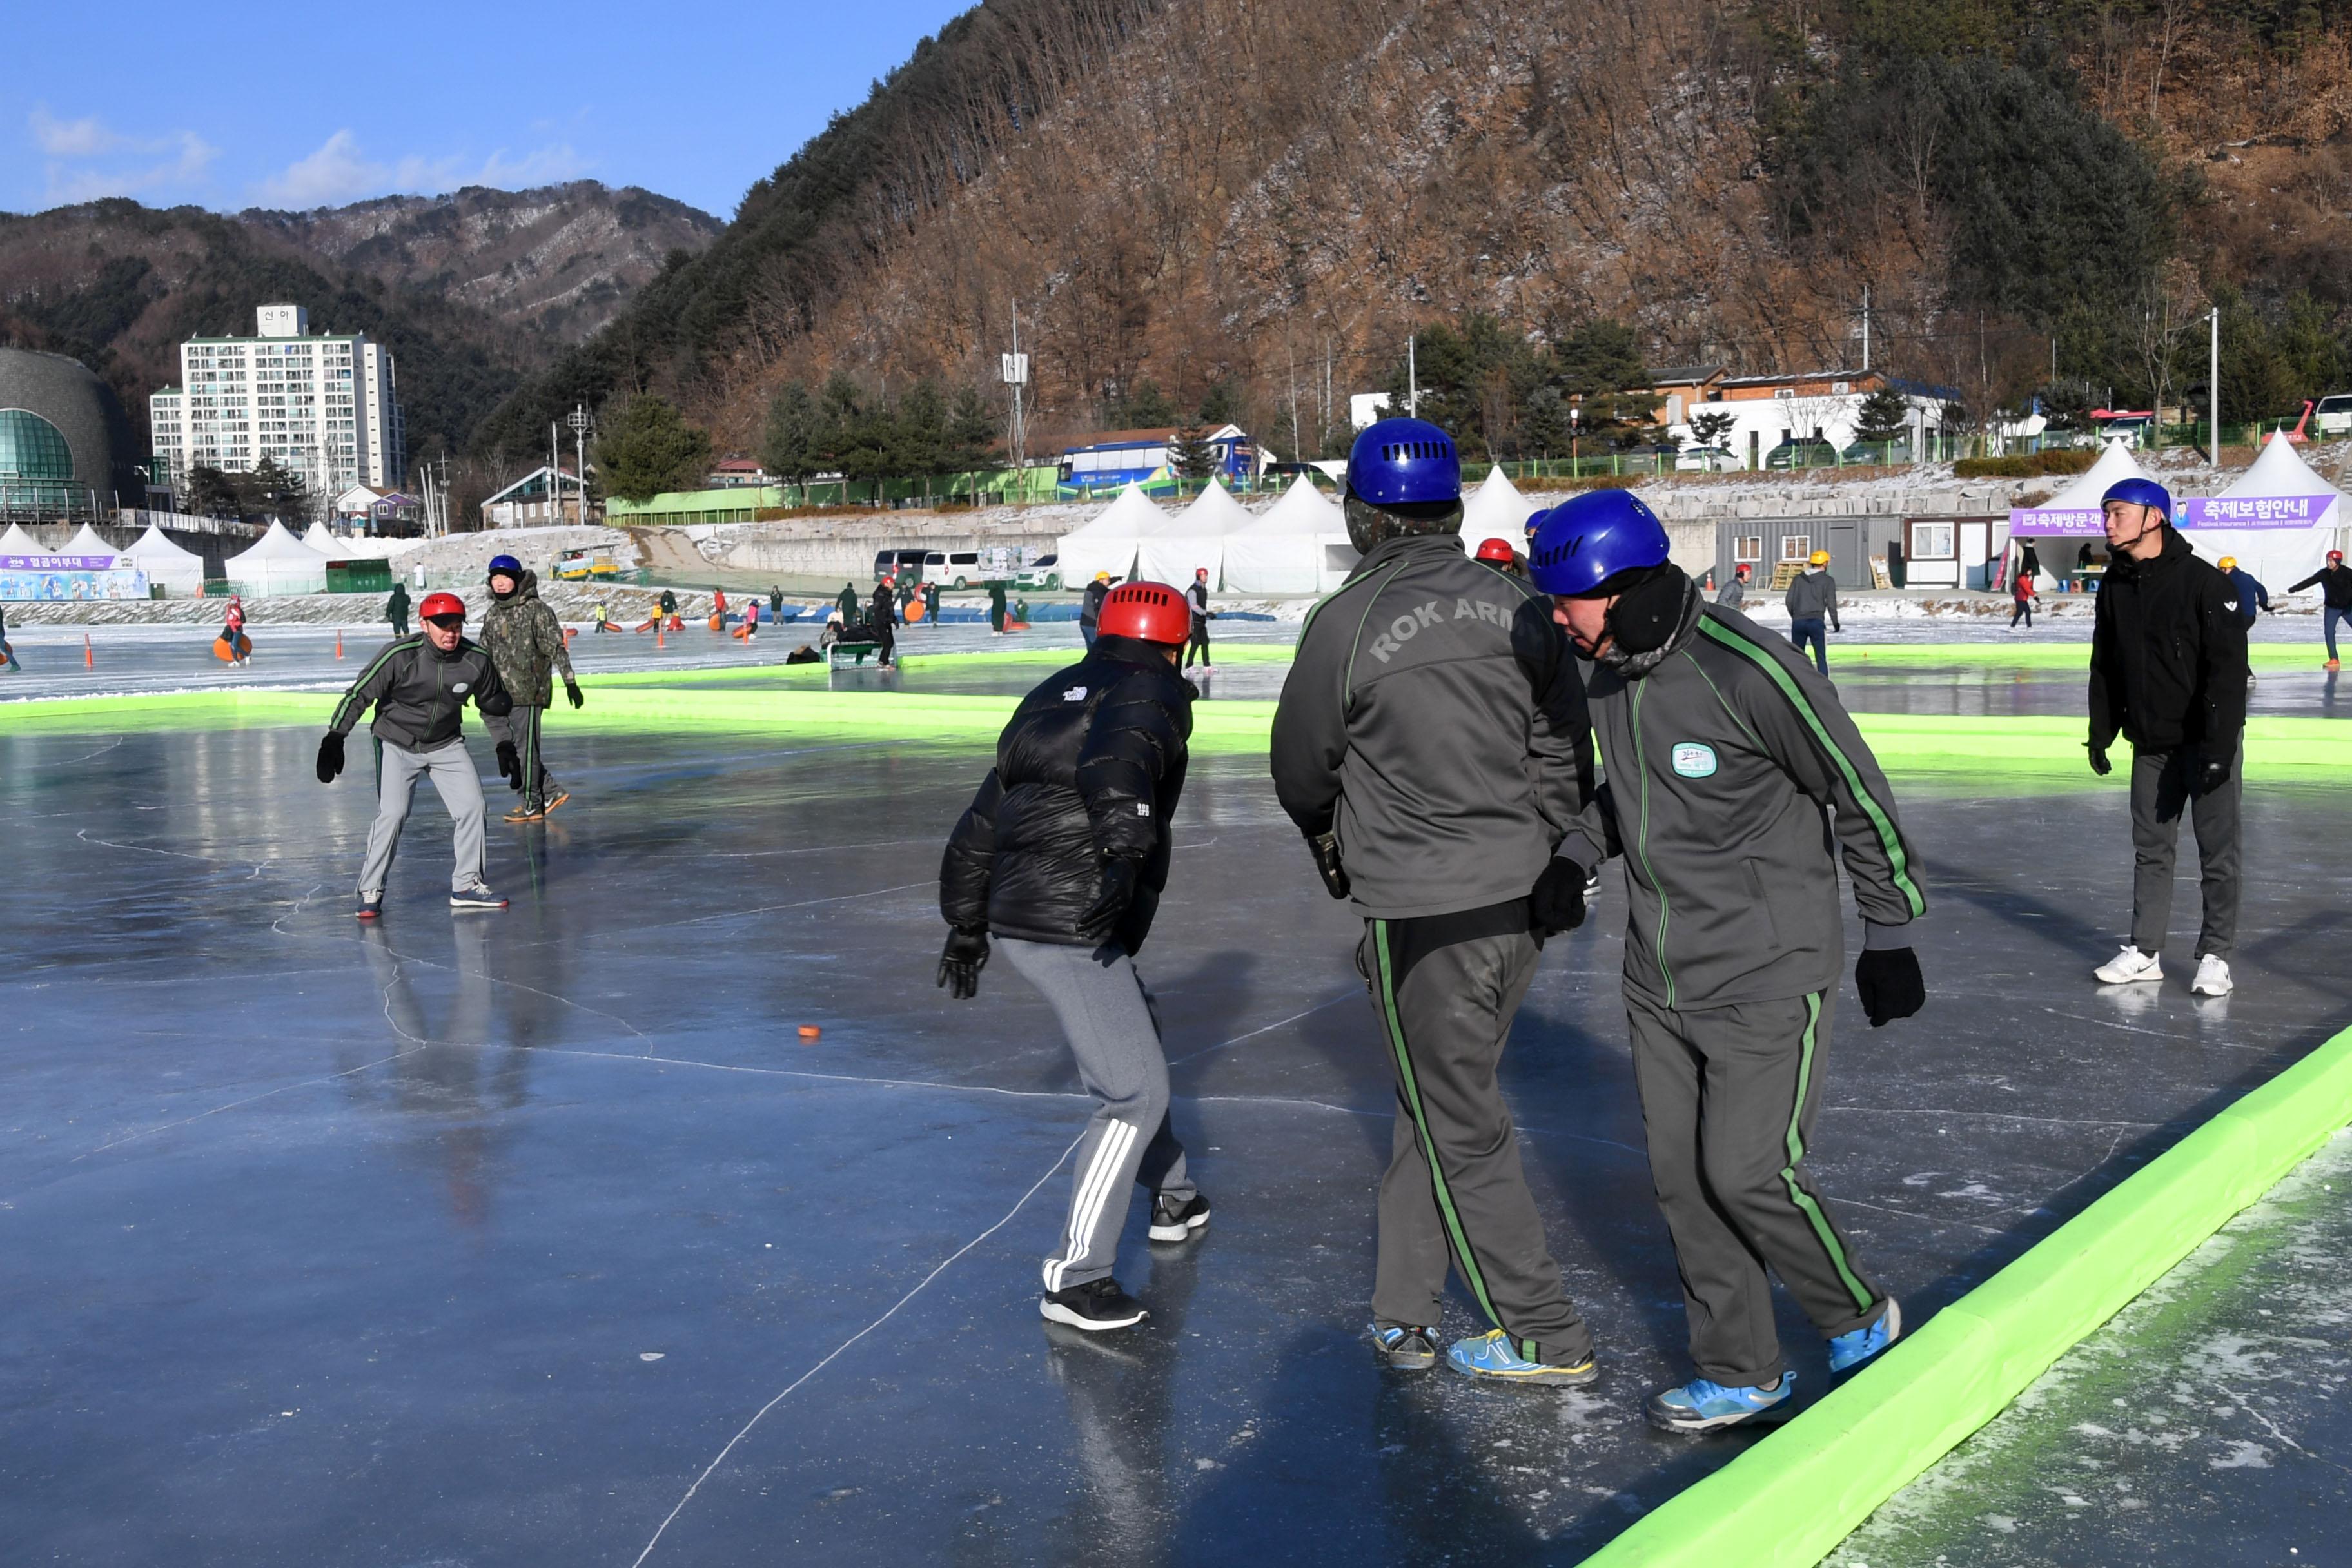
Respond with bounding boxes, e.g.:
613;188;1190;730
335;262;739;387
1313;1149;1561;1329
1063;686;1088;701
1671;742;1718;778
453;682;469;694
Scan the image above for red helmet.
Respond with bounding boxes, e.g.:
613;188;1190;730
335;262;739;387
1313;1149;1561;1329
1475;537;1516;564
2333;551;2346;564
1097;581;1190;645
418;592;466;622
1195;566;1209;578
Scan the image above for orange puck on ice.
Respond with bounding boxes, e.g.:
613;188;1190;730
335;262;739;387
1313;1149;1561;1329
797;1025;821;1041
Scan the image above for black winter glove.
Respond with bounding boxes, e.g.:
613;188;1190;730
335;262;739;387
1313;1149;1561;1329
565;678;585;710
495;740;521;789
2199;752;2233;792
2086;741;2112;777
1854;946;1926;1027
1077;858;1141;943
1529;857;1589;938
1306;830;1350;900
936;928;989;1001
315;731;344;783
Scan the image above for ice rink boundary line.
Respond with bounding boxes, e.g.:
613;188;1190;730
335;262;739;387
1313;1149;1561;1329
1578;1017;2352;1568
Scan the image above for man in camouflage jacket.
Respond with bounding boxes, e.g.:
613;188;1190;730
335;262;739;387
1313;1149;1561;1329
480;554;583;821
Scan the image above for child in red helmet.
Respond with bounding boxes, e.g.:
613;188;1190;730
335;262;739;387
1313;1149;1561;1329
1474;537;1524;576
936;580;1206;1331
318;592;515;918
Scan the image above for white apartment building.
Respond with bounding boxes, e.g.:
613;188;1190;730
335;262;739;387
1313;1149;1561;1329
148;304;406;493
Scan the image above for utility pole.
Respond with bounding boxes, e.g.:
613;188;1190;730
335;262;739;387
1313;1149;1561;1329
1861;285;1870;373
1287;334;1300;466
1004;302;1028;505
1407;333;1418;418
2210;306;2222;466
549;421;560;525
569;404;593;522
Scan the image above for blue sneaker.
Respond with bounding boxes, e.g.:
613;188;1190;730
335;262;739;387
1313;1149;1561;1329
1369;1323;1438;1371
1645;1373;1796;1433
1828;1298;1901;1373
1446;1328;1598;1386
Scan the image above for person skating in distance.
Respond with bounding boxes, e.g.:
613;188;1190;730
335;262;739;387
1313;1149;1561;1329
2217;555;2271;687
936;581;1208;1332
318;593;515;918
479;553;583;823
2286;549;2351;669
1270;418;1602;1387
1081;571;1113;648
870;577;899;668
2087;478;2249;997
1532;490;1925;1434
1716;561;1750;612
1784;550;1840;674
1184;567;1215;672
1474;535;1525;577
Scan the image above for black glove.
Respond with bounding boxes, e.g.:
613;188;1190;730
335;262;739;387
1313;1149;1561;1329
936;928;989;1000
495;740;521;789
2199;752;2233;792
1306;830;1350;899
1854;946;1925;1027
565;679;585;710
2086;741;2112;776
315;731;344;783
1077;858;1141;943
1529;857;1589;937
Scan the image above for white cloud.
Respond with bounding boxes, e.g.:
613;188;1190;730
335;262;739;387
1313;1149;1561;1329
255;130;589;209
28;106;219;205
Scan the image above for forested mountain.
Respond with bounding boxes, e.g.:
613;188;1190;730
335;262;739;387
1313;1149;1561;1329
481;0;2352;468
0;183;718;460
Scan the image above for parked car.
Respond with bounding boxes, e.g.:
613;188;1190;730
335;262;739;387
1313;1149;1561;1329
552;547;624;580
1014;553;1062;591
921;549;985;588
873;547;928;583
1765;438;1851;470
2312;393;2352;438
1675;445;1738;473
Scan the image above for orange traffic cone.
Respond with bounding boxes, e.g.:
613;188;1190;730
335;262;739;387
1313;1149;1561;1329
564;626;576;645
84;633;93;668
656;624;665;649
335;628;344;659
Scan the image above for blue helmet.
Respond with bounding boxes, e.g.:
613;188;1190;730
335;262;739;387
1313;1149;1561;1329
1527;490;1671;596
1347;417;1461;507
487;553;523;578
1522;504;1550;540
2101;477;2171;517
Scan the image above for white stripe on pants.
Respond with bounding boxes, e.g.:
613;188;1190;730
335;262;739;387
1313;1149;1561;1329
358;735;489;895
999;937;1195;1292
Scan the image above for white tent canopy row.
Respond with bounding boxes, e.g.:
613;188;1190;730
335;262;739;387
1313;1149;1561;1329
1135;478;1253;587
1224;475;1357;594
115;527;210;594
2179;433;2351;587
0;523;52;556
1054;482;1166;585
222;521;335;595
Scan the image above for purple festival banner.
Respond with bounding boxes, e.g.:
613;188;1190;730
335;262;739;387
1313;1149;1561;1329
2004;507;2106;538
0;554;114;569
2179;494;2337;530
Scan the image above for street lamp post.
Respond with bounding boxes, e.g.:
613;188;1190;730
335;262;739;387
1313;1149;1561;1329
568;405;593;522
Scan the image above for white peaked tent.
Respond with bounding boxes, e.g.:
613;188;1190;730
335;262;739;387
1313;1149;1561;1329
1055;482;1165;584
302;522;345;554
0;523;54;555
2183;433;2351;587
115;526;211;594
1224;475;1355;593
2010;440;2156;537
1459;466;1538;554
61;524;117;559
223;521;333;595
1136;478;1252;588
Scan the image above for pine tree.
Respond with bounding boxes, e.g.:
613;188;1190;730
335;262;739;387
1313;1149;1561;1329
761;382;824;489
1853;386;1910;444
593;395;713;502
1172;426;1220;480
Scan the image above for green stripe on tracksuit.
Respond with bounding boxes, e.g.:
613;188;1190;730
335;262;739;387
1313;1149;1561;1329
1362;910;1593;1366
1623;985;1881;1387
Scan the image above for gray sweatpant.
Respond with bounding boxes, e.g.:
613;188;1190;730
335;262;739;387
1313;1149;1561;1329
1626;986;1883;1386
999;937;1195;1292
1358;905;1594;1366
2130;744;2242;961
358;735;489;896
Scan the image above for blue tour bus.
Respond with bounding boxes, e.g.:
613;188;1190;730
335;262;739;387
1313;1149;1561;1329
1056;424;1255;498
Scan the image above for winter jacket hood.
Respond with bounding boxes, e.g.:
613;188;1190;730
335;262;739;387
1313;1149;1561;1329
1270;532;1592;919
1785;569;1840;625
330;633;513;750
1563;603;1924;1008
939;636;1193;951
478;569;575;707
2090;528;2248;757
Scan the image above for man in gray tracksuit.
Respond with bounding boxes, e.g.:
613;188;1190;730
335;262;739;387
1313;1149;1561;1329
1533;491;1924;1431
1271;416;1600;1385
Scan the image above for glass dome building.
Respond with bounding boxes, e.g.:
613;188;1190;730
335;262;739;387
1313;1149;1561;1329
0;348;137;521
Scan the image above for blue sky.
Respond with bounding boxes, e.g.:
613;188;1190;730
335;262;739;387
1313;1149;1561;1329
7;0;975;220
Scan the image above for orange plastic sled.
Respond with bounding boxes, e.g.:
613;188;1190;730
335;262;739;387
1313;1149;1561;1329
213;634;251;662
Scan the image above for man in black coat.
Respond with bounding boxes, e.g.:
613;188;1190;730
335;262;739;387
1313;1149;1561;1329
868;578;897;667
936;582;1204;1331
2086;478;2249;997
2287;548;2352;668
1080;573;1113;647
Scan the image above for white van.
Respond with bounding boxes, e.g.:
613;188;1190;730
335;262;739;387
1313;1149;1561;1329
921;549;984;588
2313;394;2352;438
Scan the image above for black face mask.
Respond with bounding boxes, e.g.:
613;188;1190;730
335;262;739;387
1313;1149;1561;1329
1606;566;1692;656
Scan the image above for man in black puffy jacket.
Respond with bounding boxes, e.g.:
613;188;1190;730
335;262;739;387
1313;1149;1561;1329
936;581;1205;1331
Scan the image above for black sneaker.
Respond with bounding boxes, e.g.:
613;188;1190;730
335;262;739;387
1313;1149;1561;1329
1148;1191;1210;1242
449;883;509;910
1039;1277;1149;1332
1370;1322;1439;1371
355;891;382;921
